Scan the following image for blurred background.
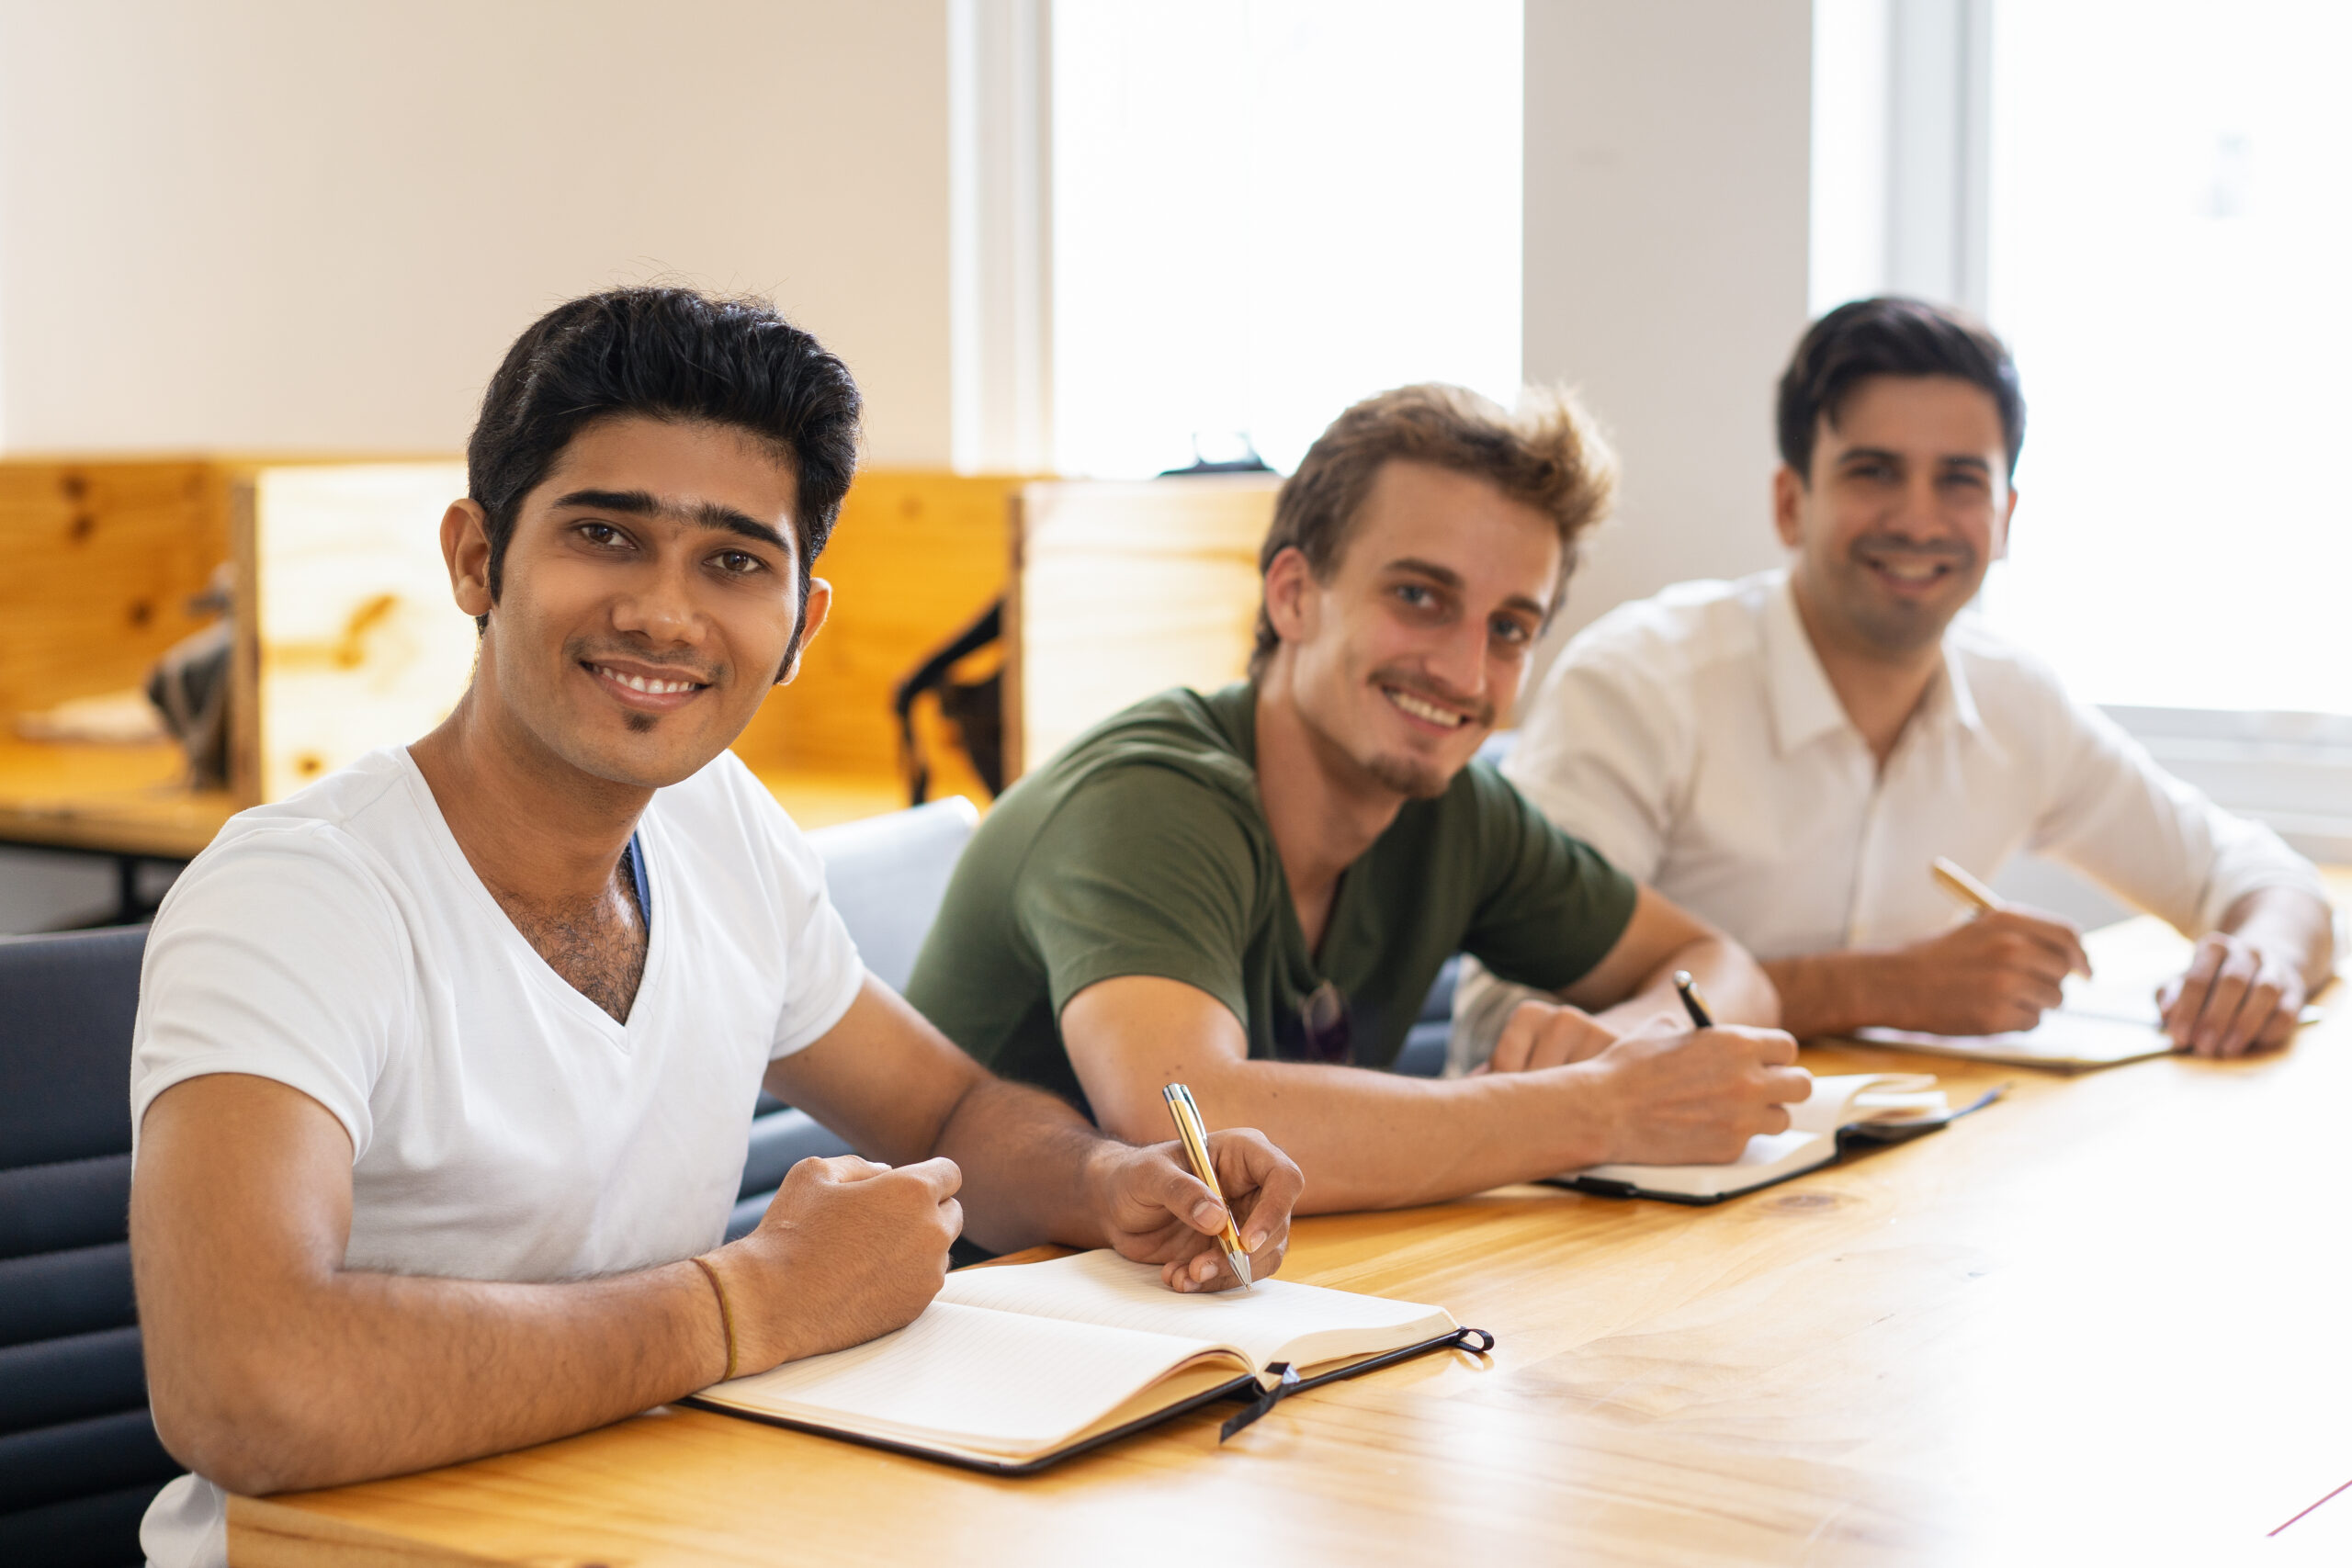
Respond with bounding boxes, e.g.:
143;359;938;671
1;0;2345;932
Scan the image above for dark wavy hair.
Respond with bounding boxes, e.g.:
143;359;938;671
465;286;863;641
1777;296;2025;482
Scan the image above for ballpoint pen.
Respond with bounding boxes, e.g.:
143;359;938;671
1161;1082;1252;1291
1672;968;1714;1029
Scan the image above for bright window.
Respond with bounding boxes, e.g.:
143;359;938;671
1983;0;2352;718
1050;1;1523;478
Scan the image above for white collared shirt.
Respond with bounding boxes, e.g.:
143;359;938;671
1451;570;2327;1061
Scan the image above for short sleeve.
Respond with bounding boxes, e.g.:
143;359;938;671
1457;767;1641;994
752;799;867;1060
130;825;412;1161
1014;763;1263;1026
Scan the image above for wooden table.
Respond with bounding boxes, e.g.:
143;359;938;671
228;898;2352;1565
0;735;232;859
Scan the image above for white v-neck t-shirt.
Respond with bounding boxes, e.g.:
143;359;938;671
129;746;865;1568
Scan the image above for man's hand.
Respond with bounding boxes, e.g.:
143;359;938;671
2159;931;2308;1059
1883;908;2091;1036
710;1155;964;1373
1485;998;1622;1074
1569;1026;1812;1165
1088;1129;1304;1293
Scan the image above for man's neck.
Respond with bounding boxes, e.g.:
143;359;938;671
1252;663;1410;950
407;687;651;912
1787;575;1946;770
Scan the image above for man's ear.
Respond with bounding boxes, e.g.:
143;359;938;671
775;577;833;685
1770;466;1807;550
1261;547;1318;648
442;500;495;618
1992;486;2018;562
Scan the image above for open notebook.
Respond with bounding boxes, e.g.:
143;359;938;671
687;1250;1460;1471
1850;967;2179;1071
1848;924;2328;1071
1550;1072;1956;1203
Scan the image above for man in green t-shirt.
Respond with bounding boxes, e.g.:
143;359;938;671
907;384;1810;1212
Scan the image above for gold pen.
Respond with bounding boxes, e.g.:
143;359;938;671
1161;1083;1251;1291
1930;855;2002;914
1932;855;2091;979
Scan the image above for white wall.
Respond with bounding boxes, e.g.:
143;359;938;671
0;0;953;463
1521;0;1816;671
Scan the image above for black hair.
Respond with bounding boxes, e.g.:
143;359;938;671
465;286;863;642
1776;296;2025;481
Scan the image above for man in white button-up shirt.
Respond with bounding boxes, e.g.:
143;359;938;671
1455;297;2335;1068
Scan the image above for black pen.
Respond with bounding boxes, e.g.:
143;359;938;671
1672;969;1714;1029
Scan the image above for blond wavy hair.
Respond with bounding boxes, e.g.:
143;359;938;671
1250;384;1616;677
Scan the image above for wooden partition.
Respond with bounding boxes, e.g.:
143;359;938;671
0;458;1023;859
0;458;256;855
731;471;1023;815
1004;475;1281;779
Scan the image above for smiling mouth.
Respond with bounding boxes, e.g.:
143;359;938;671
1382;683;1474;730
584;661;710;700
1859;550;1964;588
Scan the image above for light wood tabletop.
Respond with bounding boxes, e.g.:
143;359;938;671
0;735;232;858
227;899;2352;1566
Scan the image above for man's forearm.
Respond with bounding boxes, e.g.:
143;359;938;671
150;1258;722;1496
1113;1059;1610;1213
1759;951;1876;1040
930;1074;1123;1254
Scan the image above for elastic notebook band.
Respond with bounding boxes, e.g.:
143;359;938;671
1218;1326;1497;1441
691;1255;738;1383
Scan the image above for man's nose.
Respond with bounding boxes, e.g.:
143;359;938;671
1426;616;1488;701
610;557;701;644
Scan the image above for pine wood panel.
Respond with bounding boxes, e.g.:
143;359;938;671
243;463;477;801
224;886;2352;1566
0;459;229;716
732;471;1022;784
1006;476;1280;778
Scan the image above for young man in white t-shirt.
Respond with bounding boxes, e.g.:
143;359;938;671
127;288;1304;1567
1453;298;2335;1070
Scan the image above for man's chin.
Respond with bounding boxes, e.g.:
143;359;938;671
1365;750;1455;801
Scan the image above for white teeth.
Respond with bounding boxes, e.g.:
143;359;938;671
600;667;697;695
1387;688;1466;728
1873;559;1945;582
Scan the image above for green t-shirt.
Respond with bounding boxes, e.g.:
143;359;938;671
904;682;1639;1113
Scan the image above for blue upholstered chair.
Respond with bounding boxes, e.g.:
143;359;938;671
0;925;179;1567
729;797;982;1239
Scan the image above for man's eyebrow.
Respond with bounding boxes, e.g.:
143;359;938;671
551;488;792;552
1836;447;1994;475
1383;557;1466;590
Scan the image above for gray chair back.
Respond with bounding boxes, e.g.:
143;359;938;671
802;795;980;993
729;798;981;1238
0;926;180;1566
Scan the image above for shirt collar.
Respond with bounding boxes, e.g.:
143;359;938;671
1761;571;1852;756
1763;570;1993;754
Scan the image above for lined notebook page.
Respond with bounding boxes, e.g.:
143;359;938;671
937;1250;1454;1370
702;1300;1236;1458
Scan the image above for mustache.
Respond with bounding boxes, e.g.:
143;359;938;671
1372;667;1497;729
1849;535;1975;563
570;643;724;684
